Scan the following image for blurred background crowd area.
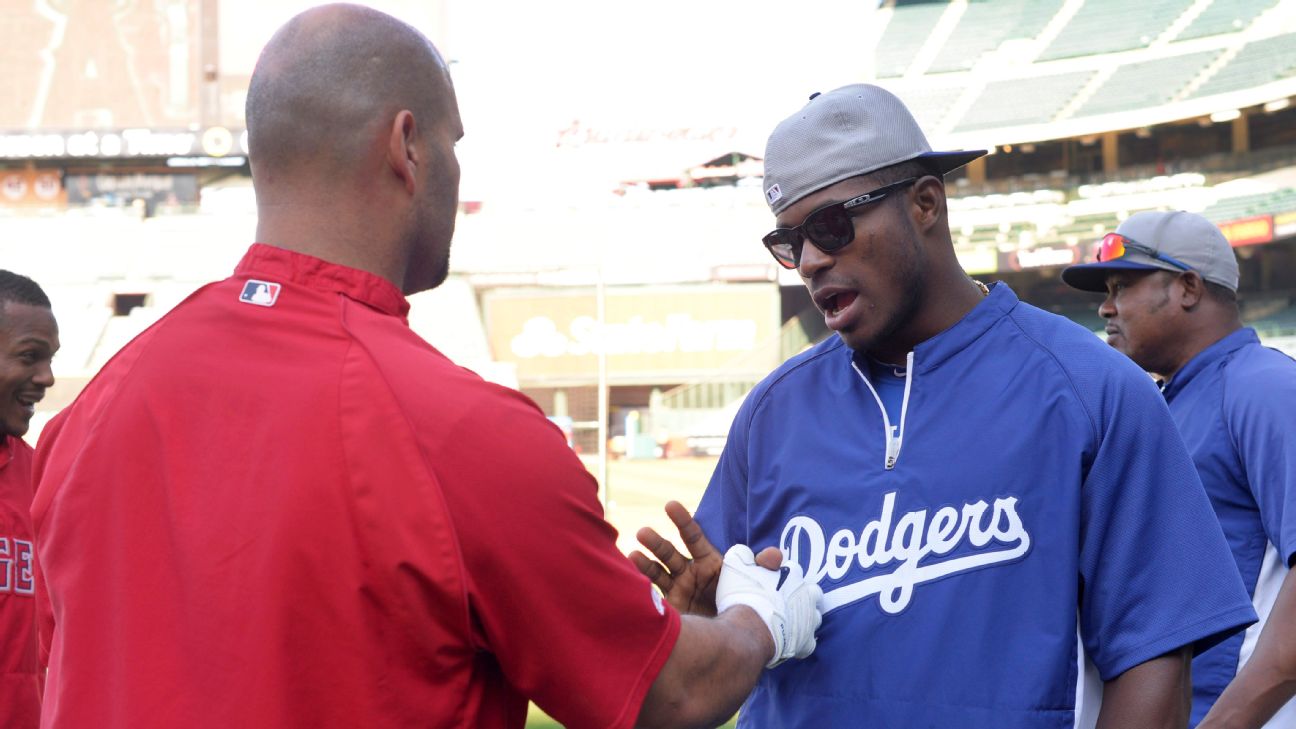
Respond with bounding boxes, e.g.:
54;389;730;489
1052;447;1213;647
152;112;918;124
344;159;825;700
3;0;1296;465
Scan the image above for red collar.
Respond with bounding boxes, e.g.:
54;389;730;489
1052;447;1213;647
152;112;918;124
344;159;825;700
235;244;411;319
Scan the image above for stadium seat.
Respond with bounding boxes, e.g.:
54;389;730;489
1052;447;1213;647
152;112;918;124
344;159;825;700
876;2;952;78
1174;0;1280;41
1039;0;1195;61
954;71;1096;131
928;0;1064;74
1190;32;1296;99
1074;50;1222;118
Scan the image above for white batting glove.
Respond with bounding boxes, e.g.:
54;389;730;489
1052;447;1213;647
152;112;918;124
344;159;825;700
715;544;824;668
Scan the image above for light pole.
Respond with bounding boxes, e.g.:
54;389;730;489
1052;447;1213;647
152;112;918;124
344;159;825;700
596;248;610;507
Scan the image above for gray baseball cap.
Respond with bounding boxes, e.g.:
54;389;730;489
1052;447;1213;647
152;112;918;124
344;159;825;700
1061;210;1239;292
762;83;986;215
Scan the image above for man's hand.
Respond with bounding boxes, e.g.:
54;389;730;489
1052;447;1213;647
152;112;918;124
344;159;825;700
716;544;824;668
630;501;726;616
631;501;783;616
1197;567;1296;729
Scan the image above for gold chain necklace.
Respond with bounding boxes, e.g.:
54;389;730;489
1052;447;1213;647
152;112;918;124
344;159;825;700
972;279;990;296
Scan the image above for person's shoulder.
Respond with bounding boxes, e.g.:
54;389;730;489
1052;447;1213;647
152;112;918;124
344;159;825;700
58;301;178;413
352;323;490;386
1220;337;1296;410
351;320;541;422
1005;300;1149;383
747;334;847;403
780;332;846;370
7;433;33;454
3;433;34;463
1002;301;1162;427
1227;337;1296;378
1004;299;1101;351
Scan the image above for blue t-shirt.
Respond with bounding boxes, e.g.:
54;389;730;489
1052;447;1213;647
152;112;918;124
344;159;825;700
697;283;1256;729
1161;328;1296;728
863;356;907;434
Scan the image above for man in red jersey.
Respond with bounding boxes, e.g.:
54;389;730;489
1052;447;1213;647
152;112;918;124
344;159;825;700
0;270;58;729
31;5;822;729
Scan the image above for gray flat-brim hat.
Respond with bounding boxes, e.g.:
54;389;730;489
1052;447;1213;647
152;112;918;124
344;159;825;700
762;83;986;215
1061;210;1239;292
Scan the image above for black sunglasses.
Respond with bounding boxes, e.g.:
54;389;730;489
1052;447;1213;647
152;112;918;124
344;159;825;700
762;177;919;269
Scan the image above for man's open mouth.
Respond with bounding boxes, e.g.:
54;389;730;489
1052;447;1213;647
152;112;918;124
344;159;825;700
816;290;859;318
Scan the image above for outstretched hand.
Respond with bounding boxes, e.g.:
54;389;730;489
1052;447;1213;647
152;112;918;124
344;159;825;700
630;501;781;616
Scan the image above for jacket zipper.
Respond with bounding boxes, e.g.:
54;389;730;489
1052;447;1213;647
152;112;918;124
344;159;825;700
851;351;915;470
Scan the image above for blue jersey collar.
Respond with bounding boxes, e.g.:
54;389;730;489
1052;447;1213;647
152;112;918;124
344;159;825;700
1162;327;1259;401
909;282;1018;374
842;283;1018;374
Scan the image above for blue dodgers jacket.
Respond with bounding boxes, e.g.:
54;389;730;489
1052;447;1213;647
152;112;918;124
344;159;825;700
1160;327;1296;728
697;283;1256;729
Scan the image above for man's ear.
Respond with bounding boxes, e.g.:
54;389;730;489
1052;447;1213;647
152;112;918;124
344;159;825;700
909;175;945;233
1178;270;1206;310
386;110;419;195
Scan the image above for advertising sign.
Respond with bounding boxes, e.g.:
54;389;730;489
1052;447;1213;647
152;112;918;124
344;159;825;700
1218;215;1274;247
0;128;247;160
1000;245;1082;271
484;284;781;384
0;168;63;206
1272;211;1296;240
64;173;198;206
954;246;998;275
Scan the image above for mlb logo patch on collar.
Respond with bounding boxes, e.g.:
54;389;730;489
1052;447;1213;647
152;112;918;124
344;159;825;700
239;279;281;307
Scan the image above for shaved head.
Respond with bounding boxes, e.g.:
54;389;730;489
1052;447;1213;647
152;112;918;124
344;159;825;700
246;3;453;181
245;3;464;295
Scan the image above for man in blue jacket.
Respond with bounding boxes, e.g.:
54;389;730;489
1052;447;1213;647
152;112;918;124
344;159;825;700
1063;210;1296;729
632;84;1256;728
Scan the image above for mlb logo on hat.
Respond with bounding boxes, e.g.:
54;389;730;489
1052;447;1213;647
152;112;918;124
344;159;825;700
766;184;782;205
239;279;281;307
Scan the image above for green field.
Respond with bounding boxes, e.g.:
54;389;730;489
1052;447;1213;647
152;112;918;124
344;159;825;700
594;455;719;558
526;706;737;728
524;456;738;728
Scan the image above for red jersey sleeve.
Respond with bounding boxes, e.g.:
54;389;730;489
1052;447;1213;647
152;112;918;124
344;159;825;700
344;308;681;729
430;386;680;729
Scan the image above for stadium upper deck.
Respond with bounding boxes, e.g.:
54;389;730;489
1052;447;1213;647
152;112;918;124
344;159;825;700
871;0;1296;151
4;0;1296;443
